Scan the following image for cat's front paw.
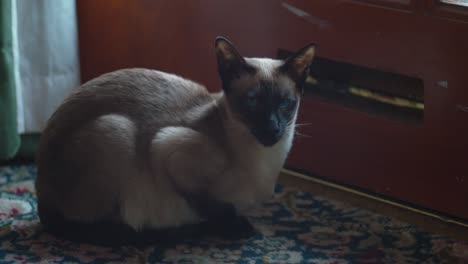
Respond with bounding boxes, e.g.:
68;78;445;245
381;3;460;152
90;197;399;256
206;216;258;240
229;216;257;239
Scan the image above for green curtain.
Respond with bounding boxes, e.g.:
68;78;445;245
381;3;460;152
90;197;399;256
0;0;21;160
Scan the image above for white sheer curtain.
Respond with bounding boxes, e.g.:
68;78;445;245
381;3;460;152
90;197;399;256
12;0;80;133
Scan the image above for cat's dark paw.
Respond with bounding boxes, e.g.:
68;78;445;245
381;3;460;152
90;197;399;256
206;216;258;240
231;216;257;238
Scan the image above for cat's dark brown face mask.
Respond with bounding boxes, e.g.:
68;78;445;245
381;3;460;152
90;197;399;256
215;37;315;146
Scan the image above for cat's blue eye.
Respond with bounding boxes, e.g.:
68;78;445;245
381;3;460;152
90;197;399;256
247;96;257;107
279;98;296;109
246;92;258;108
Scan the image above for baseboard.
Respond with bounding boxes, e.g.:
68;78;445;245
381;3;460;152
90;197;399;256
281;168;468;229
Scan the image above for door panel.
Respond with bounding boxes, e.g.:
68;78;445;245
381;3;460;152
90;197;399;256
77;0;468;220
282;0;468;220
290;99;466;216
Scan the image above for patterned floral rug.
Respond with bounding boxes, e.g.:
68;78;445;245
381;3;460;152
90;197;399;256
0;165;467;263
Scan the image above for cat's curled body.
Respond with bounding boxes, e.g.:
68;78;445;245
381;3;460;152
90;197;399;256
35;38;315;244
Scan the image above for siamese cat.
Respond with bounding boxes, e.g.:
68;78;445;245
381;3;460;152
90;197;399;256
35;37;315;245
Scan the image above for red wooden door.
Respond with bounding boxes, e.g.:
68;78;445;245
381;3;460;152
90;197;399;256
76;0;468;220
284;0;468;221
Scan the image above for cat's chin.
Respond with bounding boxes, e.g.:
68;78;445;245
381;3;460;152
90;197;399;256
255;134;283;147
259;140;279;147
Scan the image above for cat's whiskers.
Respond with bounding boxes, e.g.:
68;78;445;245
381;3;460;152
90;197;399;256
294;131;312;138
290;122;312;138
295;123;313;127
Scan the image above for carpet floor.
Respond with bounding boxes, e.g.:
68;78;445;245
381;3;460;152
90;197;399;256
0;165;466;263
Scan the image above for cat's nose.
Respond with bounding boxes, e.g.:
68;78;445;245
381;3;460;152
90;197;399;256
267;124;280;134
267;115;281;134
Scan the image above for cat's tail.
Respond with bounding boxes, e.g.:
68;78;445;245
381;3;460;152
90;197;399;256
37;201;213;247
37;201;143;246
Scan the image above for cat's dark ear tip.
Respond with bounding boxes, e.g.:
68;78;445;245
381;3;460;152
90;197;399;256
304;42;318;49
215;36;232;46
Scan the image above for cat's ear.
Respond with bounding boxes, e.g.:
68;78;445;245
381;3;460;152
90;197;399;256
215;37;254;92
280;43;316;92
